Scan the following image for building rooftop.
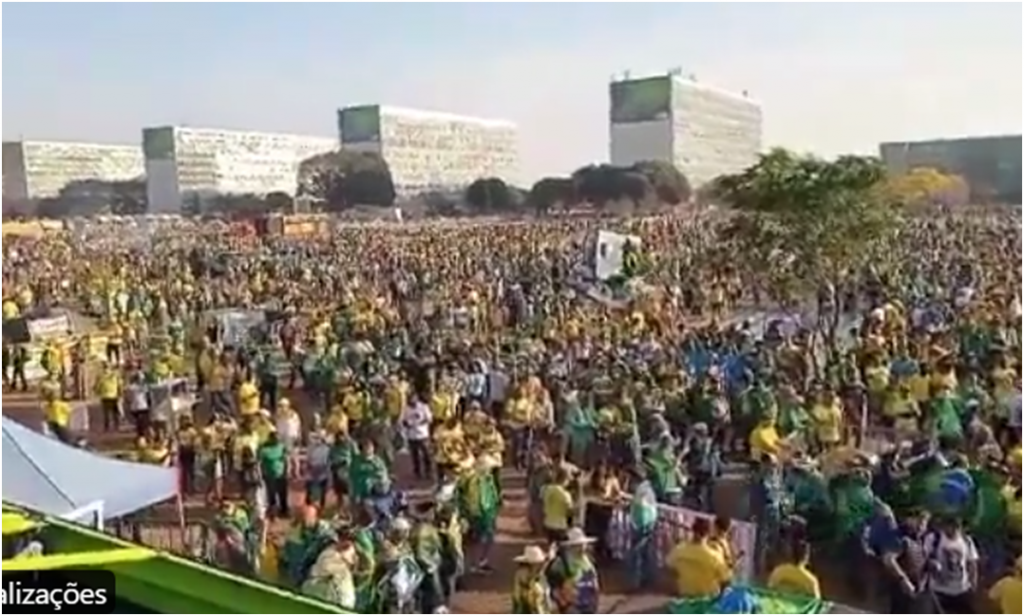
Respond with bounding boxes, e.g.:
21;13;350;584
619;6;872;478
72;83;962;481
611;72;761;106
4;139;141;151
343;105;517;129
880;134;1022;147
144;126;336;142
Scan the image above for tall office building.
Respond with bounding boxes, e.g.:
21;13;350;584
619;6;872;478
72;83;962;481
338;105;519;195
880;135;1022;204
2;140;144;203
143;126;336;212
609;74;762;187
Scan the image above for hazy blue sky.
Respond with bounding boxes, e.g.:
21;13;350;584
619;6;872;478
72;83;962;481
4;3;1020;181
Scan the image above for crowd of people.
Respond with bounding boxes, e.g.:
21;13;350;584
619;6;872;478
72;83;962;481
2;209;1021;614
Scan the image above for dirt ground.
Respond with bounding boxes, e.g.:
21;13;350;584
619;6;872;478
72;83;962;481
3;389;866;613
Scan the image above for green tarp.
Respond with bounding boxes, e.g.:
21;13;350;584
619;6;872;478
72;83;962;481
666;587;831;614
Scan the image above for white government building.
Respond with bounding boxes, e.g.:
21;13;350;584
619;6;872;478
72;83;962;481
609;73;763;187
2;140;145;202
338;105;519;195
143;126;336;213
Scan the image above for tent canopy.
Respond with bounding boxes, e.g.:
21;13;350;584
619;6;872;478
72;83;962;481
2;417;178;520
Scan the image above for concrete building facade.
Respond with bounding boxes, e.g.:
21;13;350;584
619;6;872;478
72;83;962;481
143;126;336;212
2;140;144;202
338;105;519;195
879;135;1022;204
609;74;762;187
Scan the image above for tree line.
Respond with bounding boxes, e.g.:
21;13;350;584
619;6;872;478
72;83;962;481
21;147;977;220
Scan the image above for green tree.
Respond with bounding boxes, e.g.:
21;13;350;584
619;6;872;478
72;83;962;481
632;160;691;205
715;148;897;312
465;177;514;213
297;150;396;210
35;178;148;218
528;177;576;215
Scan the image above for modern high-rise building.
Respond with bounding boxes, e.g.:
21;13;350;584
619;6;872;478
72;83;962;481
609;74;763;187
879;135;1022;204
338;105;519;195
142;126;336;212
2;140;144;203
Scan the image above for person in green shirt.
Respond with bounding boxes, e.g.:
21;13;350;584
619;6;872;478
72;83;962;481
412;502;446;613
330;429;357;507
349;439;390;504
436;501;465;604
258;432;289;518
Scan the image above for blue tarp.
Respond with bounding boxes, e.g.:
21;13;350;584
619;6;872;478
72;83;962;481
2;417;178;520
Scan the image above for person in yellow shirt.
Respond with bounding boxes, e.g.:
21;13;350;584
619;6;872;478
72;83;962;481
1004;484;1021;538
767;540;821;598
95;365;123;432
883;381;921;435
237;377;260;417
750;414;783;462
44;393;74;444
541;468;574;543
809;388;844;451
666;518;732;597
507;384;538;471
384;375;409;421
988;558;1022;614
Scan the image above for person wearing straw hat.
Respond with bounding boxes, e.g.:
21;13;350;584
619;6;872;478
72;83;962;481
549;527;600;614
512;545;553;614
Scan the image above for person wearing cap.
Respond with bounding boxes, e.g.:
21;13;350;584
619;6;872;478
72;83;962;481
511;545;552;614
667;517;733;598
548;528;600;614
988;556;1022;614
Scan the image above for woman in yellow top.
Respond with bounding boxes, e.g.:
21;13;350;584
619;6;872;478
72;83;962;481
768;541;821;598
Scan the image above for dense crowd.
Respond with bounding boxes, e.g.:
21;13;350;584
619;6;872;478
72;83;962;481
2;209;1021;614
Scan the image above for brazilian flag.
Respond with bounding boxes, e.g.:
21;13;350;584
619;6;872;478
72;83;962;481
667;586;832;614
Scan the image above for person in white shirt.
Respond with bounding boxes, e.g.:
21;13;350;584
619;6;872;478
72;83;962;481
925;517;979;614
1009;393;1021;434
125;375;150;438
402;396;433;480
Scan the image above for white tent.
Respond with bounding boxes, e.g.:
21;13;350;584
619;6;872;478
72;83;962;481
2;417;178;526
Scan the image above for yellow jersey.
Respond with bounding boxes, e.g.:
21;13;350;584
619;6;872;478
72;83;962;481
45;400;72;428
768;563;822;598
667;540;732;597
750;424;781;461
989;576;1021;614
